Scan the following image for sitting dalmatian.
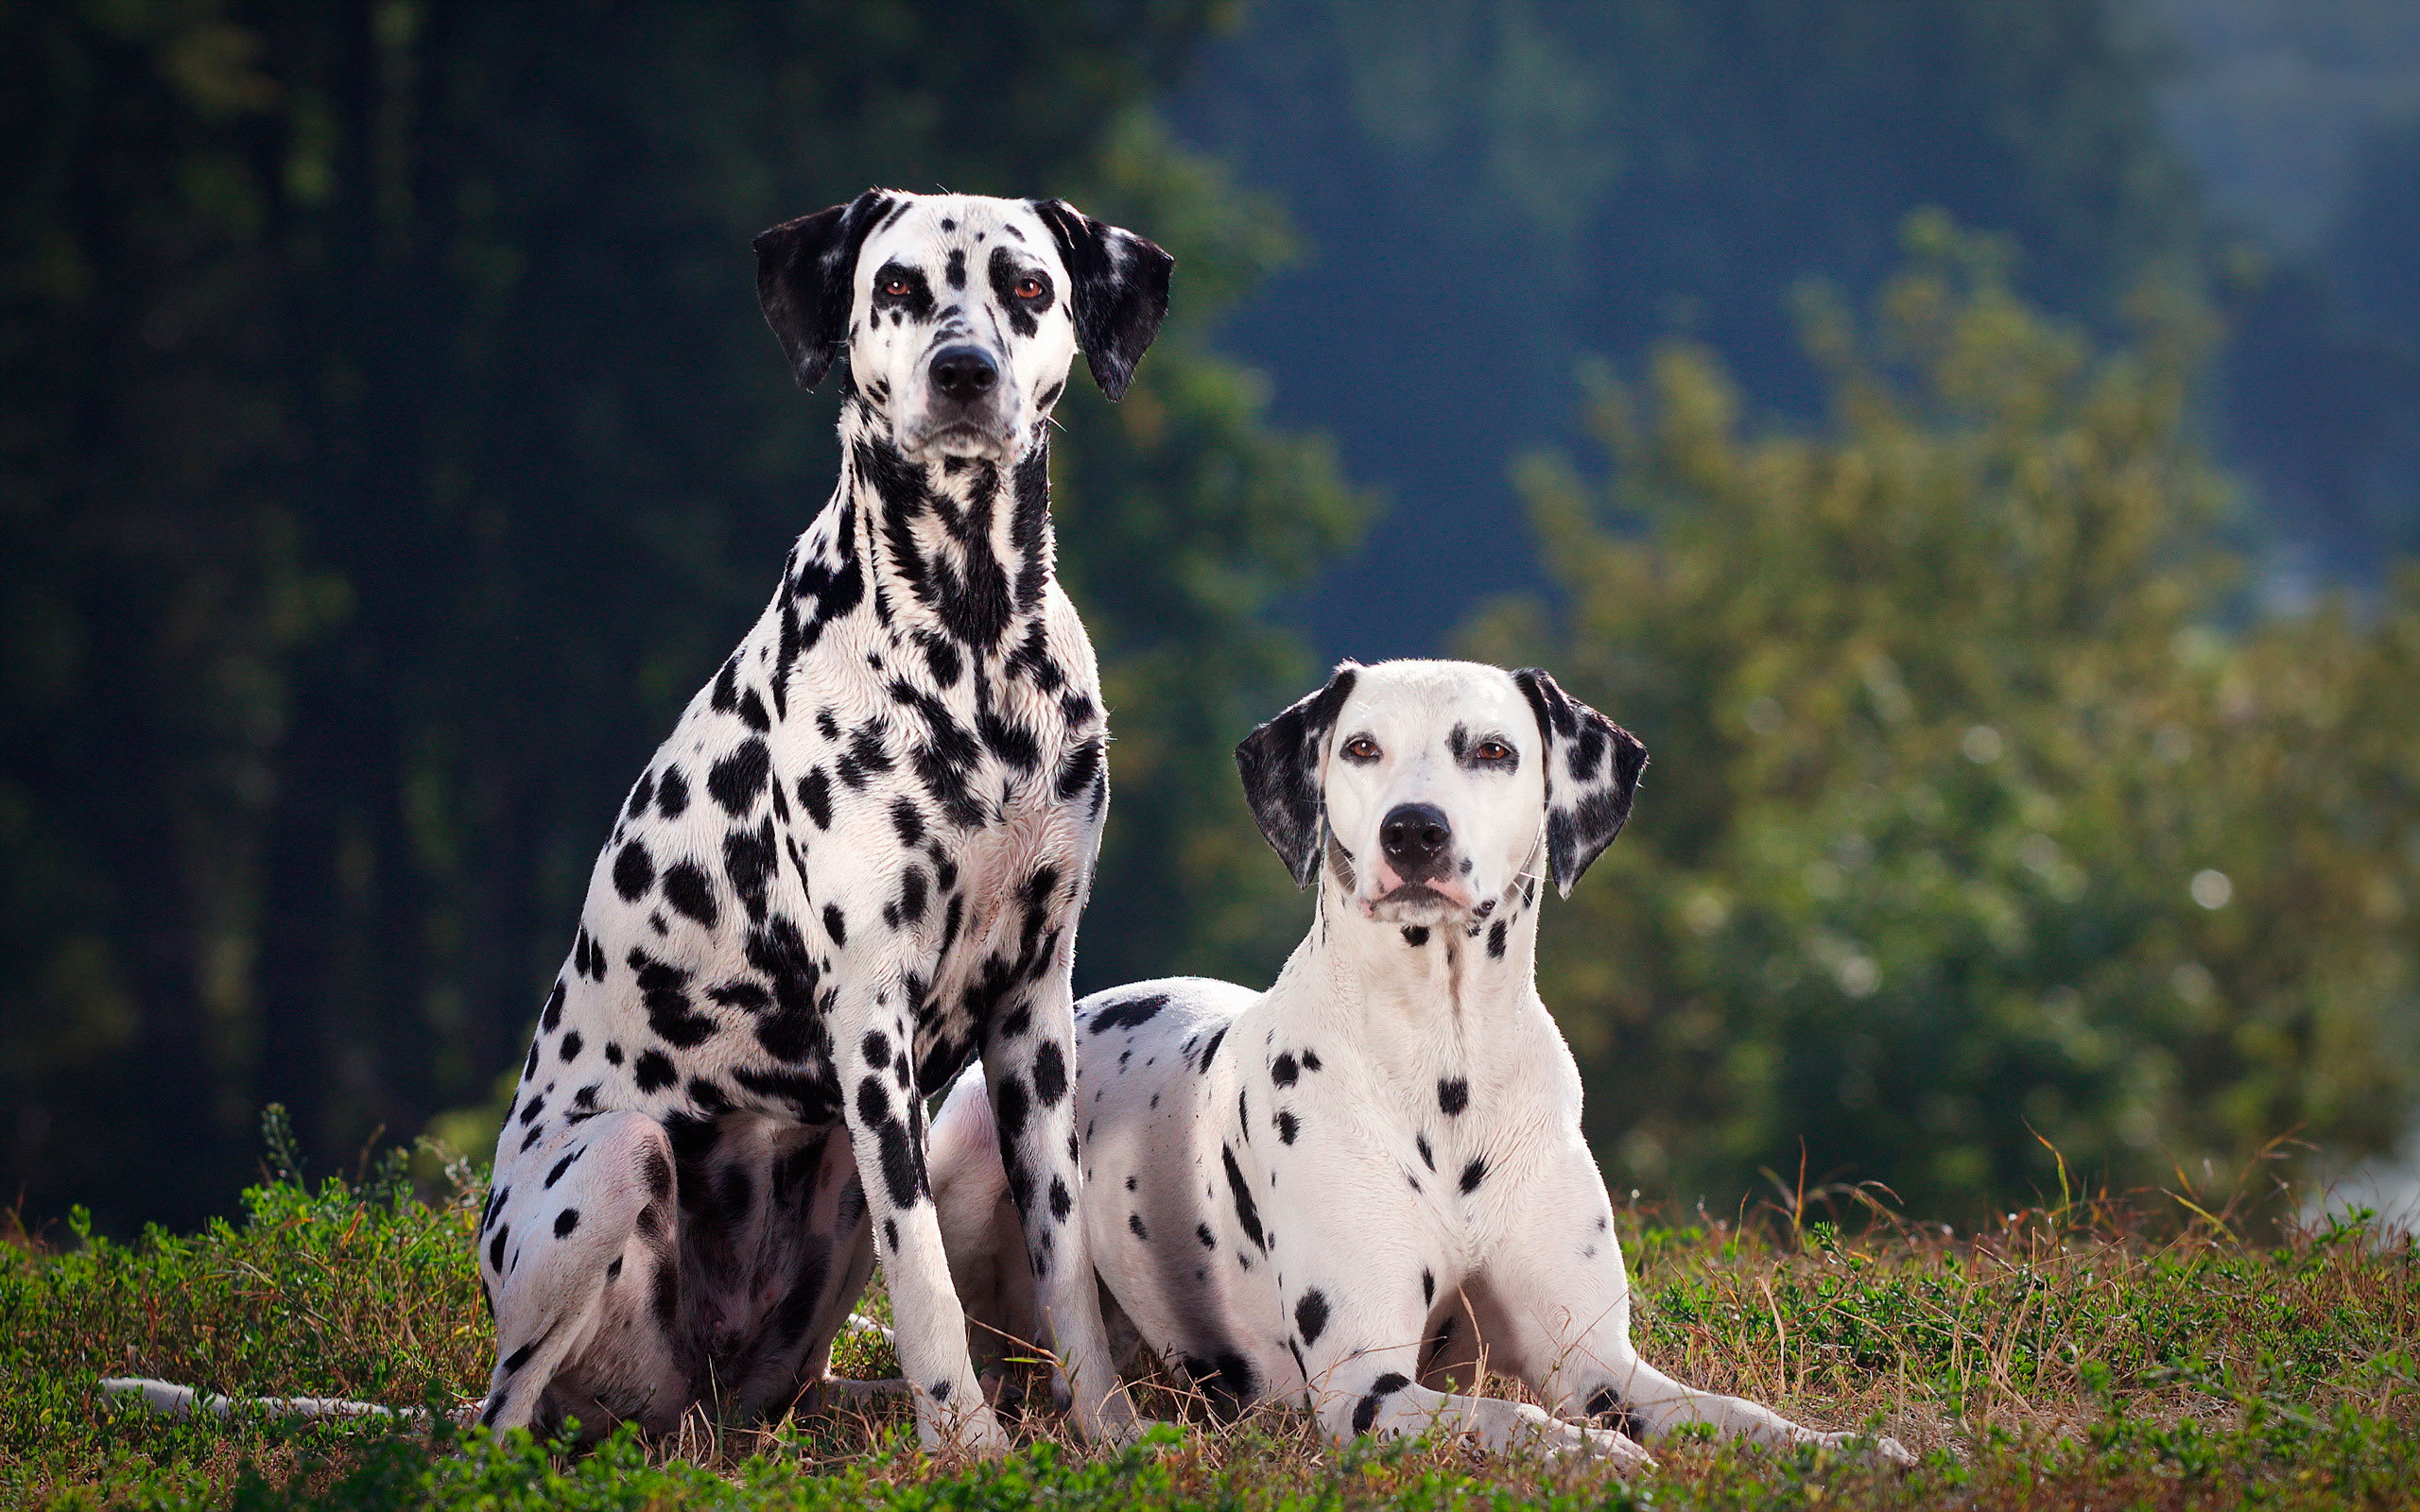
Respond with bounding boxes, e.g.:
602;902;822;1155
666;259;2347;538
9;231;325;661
930;659;1911;1465
474;189;1172;1451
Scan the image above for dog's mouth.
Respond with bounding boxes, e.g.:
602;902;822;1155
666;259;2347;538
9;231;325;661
901;416;1017;462
1358;879;1481;921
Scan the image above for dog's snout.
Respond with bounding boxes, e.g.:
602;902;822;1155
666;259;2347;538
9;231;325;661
929;345;999;403
1379;802;1453;879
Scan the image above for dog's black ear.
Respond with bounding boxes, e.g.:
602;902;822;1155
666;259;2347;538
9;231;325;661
1236;662;1361;888
754;188;896;390
1513;668;1647;897
1031;198;1174;402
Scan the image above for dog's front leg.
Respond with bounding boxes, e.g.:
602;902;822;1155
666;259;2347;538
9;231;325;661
1484;1166;1911;1467
835;971;1007;1454
980;970;1141;1445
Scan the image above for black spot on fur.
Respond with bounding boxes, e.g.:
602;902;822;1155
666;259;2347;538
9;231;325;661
1422;1268;1435;1304
1353;1373;1411;1435
613;839;655;901
1087;993;1167;1035
629;948;715;1047
1401;925;1429;946
798;768;832;829
889;796;926;848
559;1031;582;1062
655;765;689;817
1439;1078;1469;1116
1295;1288;1330;1346
1487;919;1508;958
1271;1053;1299;1088
1276;1110;1299;1144
1460;1157;1488;1194
634;1050;677;1093
708;739;771;816
553;1208;579;1238
1221;1143;1265;1251
1032;1040;1068;1107
663;862;718;929
722;817;776;922
1129;1211;1150;1241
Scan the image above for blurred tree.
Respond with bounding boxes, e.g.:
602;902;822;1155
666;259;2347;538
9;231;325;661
1174;0;2203;657
0;0;1361;1231
1465;217;2420;1218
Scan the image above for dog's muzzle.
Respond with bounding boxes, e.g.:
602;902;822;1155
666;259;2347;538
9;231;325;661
1362;802;1479;918
904;342;1018;459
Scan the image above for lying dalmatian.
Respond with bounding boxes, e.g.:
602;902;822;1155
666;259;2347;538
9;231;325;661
474;189;1170;1452
931;659;1911;1465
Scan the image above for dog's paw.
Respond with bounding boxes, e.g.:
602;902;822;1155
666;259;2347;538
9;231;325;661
919;1400;1012;1459
1869;1434;1916;1469
1808;1429;1914;1469
1073;1386;1158;1449
1580;1424;1657;1471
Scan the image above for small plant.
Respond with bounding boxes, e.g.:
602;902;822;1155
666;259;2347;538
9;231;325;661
7;1109;2418;1510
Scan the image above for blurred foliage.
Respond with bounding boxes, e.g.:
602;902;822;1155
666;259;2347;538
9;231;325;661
1176;0;2206;655
0;0;1361;1231
1466;217;2420;1218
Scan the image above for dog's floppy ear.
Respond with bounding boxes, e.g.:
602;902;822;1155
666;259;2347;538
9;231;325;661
1236;662;1361;888
1513;668;1647;897
754;188;896;390
1031;198;1174;402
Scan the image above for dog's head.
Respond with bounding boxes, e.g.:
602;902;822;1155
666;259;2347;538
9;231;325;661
1236;660;1646;924
754;189;1173;462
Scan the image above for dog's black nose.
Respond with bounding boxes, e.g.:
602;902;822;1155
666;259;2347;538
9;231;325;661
929;346;998;403
1380;802;1452;879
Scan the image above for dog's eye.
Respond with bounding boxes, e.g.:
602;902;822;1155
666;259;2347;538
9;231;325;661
1013;276;1046;300
1341;735;1380;762
881;277;913;298
1475;740;1512;762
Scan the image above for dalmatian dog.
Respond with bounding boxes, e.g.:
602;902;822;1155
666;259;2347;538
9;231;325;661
930;660;1911;1465
473;189;1170;1452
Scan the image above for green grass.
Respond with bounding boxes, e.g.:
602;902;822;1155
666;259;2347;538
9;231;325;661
7;1154;2418;1510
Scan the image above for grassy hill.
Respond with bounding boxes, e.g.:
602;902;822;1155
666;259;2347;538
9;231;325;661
7;1146;2416;1510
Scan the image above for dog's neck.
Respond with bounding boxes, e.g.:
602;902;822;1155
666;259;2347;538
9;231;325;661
819;392;1059;661
1300;836;1547;1026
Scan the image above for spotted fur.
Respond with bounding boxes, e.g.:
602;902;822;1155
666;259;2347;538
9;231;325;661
932;661;1910;1468
475;190;1169;1452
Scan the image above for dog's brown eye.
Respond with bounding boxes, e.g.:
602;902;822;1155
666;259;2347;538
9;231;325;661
882;278;913;298
1014;277;1045;300
1476;740;1511;762
1342;735;1380;761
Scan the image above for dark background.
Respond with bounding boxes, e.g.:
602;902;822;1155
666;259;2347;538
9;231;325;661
6;0;2416;1234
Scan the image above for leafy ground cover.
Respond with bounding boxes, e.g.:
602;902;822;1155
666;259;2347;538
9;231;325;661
7;1140;2416;1510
